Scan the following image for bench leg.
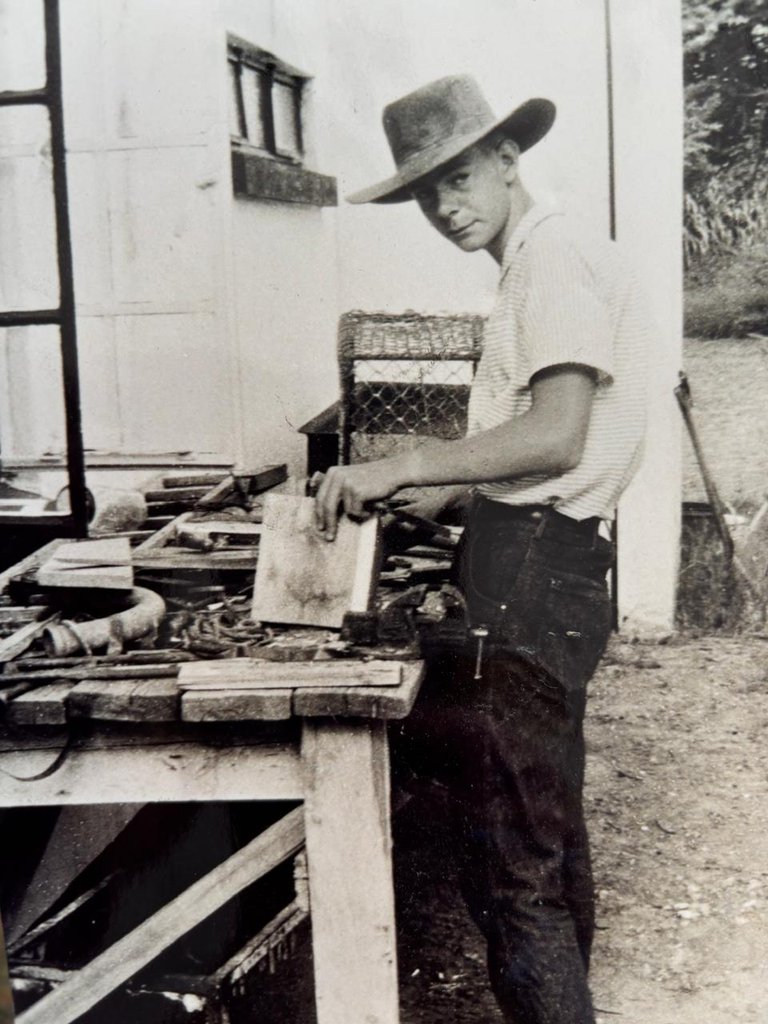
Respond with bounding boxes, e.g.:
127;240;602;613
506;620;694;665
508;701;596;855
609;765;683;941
302;719;399;1024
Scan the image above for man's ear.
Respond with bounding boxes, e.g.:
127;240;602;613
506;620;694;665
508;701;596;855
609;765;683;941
496;138;521;184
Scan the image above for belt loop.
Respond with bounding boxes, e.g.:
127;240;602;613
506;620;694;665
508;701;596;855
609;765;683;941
591;516;603;551
533;506;551;540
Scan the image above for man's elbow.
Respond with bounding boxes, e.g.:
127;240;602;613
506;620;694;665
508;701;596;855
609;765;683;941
544;433;586;474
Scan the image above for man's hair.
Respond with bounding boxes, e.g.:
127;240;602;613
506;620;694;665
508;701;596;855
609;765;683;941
477;131;520;157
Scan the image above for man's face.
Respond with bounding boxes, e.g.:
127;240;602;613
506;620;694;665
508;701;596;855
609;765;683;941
411;143;515;256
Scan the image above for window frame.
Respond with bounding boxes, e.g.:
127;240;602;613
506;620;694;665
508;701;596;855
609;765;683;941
227;36;305;164
226;34;337;208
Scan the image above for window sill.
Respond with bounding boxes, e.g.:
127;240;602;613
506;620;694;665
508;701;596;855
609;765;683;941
231;149;337;207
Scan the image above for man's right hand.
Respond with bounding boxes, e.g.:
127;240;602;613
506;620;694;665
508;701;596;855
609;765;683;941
383;484;469;551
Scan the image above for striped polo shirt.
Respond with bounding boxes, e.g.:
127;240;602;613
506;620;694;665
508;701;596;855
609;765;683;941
468;204;649;521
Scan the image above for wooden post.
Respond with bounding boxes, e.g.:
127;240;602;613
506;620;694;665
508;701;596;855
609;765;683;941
302;719;399;1024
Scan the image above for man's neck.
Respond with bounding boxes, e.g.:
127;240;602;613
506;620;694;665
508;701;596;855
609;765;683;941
487;186;534;265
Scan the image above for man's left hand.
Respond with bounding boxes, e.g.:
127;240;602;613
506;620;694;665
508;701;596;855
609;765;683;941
314;460;407;540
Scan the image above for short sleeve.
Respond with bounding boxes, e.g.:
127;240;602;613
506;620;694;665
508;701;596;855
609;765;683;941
520;226;614;386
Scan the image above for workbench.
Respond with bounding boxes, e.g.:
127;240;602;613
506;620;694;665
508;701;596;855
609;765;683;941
0;543;425;1024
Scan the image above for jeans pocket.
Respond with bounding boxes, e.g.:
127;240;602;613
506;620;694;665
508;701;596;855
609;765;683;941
461;525;532;629
536;569;612;693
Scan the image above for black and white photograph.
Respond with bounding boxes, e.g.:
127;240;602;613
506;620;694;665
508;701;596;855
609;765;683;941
0;1;766;1022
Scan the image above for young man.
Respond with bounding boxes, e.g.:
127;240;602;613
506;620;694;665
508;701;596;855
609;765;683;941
315;75;648;1024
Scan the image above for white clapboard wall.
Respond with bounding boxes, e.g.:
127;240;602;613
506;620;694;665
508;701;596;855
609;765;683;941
0;0;681;629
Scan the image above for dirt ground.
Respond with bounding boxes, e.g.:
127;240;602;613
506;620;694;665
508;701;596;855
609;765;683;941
393;633;768;1024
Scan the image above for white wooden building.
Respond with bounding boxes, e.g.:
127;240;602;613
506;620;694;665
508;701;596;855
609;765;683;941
0;0;682;630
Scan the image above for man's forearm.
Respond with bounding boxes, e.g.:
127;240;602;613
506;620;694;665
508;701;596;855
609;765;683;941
396;412;581;490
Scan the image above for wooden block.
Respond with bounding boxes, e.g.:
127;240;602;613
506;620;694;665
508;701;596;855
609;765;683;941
181;688;293;722
252;495;381;628
15;806;305;1024
37;538;133;590
67;678;180;722
178;658;402;691
293;661;425;719
5;682;76;726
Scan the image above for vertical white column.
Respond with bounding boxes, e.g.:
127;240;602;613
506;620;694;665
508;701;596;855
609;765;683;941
611;0;684;633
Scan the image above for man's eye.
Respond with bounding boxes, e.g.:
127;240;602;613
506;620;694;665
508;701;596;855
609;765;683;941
450;173;469;186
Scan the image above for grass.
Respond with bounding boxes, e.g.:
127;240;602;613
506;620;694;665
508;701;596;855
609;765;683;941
685;241;768;339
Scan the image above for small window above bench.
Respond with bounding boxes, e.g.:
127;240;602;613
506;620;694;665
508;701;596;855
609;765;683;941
227;36;337;207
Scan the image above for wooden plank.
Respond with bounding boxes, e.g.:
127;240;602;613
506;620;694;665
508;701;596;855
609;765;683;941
37;538;133;590
1;665;180;685
195;464;288;510
144;487;211;503
15;806;306;1024
67;678;180;722
162;472;228;489
143;516;175;530
176;521;263;543
133;512;193;551
252;495;381;628
5;682;76;726
0;613;58;664
178;658;402;691
293;661;425;719
302;720;399;1024
44;538;131;567
8;878;116;954
0;607;46;625
213;900;307;987
132;550;256;571
181;688;293;722
0;742;303;807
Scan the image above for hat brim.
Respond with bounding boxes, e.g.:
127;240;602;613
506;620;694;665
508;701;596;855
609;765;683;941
346;97;556;205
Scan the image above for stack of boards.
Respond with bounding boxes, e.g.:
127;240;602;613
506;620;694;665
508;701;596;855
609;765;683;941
36;538;133;591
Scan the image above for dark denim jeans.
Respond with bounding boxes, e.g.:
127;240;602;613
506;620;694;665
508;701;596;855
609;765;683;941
396;496;613;1024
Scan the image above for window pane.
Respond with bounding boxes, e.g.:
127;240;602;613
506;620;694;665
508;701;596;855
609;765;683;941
0;0;46;92
0;325;66;464
228;61;244;137
241;66;266;148
0;106;59;312
273;80;301;158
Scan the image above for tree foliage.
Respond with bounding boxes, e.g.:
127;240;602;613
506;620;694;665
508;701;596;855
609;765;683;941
683;0;768;262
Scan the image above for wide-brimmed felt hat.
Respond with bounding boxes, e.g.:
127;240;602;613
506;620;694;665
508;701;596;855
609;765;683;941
347;75;556;205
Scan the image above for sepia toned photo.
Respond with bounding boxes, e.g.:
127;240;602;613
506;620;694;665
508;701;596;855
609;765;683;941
0;1;766;1022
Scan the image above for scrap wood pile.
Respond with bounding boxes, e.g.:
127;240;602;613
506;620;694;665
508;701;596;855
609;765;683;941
0;464;462;711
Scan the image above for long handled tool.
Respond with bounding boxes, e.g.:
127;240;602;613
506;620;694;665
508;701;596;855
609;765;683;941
675;372;733;560
676;372;763;603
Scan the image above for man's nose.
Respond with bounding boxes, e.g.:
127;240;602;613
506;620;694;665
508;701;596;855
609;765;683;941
435;187;459;222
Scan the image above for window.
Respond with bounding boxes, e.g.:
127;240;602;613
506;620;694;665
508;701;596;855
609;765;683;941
228;37;304;162
227;36;337;207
